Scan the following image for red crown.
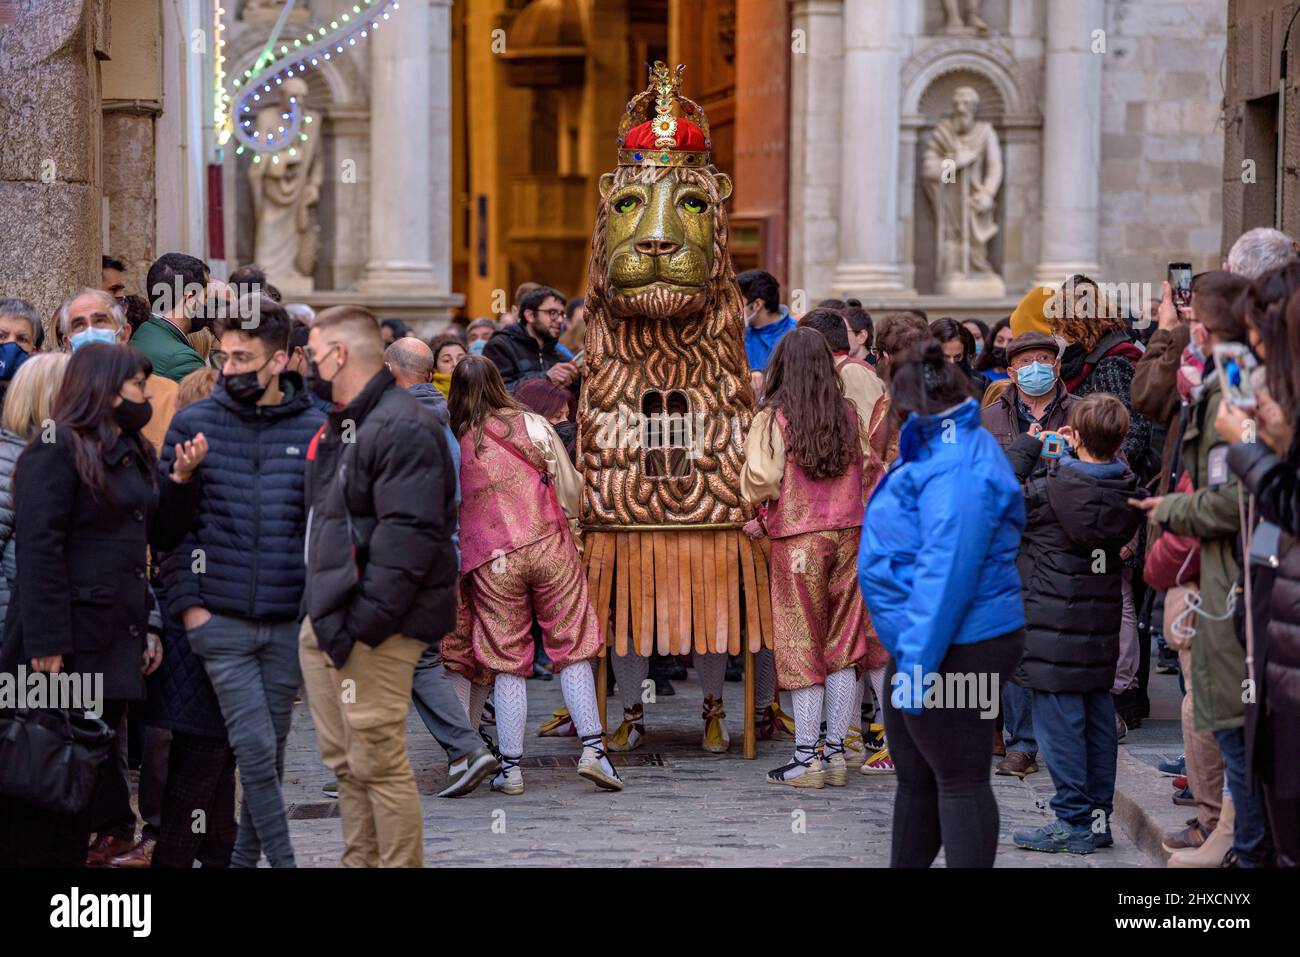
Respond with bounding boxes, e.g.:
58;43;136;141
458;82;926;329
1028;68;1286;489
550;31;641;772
615;62;712;168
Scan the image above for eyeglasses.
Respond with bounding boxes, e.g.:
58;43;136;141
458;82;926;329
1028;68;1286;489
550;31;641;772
537;308;564;319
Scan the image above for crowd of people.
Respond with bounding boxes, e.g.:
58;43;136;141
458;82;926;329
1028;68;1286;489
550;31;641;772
0;225;1297;869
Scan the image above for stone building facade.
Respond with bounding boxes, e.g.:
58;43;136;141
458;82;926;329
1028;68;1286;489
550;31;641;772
0;0;463;335
789;0;1227;318
1222;0;1300;246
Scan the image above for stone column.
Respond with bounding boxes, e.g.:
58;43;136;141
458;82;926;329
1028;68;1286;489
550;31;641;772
1033;0;1104;284
831;0;909;297
427;0;453;293
787;0;844;303
0;0;103;325
360;0;440;295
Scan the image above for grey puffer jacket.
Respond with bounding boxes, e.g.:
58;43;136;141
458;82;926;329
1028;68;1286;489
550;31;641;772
0;428;25;632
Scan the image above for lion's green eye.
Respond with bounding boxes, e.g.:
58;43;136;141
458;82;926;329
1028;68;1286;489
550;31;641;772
613;196;640;214
681;196;708;214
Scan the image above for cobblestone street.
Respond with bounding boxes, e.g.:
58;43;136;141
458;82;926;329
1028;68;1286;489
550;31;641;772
282;667;1158;867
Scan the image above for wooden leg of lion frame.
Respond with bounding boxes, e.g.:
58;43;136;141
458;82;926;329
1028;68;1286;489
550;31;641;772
597;651;608;735
743;647;756;759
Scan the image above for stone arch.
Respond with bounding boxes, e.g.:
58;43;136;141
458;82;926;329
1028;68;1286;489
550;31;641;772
901;43;1029;121
220;25;370;291
898;44;1039;296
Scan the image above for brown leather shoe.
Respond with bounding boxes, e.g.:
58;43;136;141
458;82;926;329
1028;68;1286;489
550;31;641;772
109;837;156;868
86;834;138;867
995;751;1038;777
992;729;1006;757
1162;819;1209;853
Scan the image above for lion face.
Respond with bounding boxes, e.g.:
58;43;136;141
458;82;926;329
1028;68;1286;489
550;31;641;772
598;167;733;320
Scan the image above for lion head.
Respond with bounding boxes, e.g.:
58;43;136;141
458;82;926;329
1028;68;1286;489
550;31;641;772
578;162;755;528
597;164;733;320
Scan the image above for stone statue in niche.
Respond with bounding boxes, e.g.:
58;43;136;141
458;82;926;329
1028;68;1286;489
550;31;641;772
922;85;1004;298
941;0;990;36
248;77;322;295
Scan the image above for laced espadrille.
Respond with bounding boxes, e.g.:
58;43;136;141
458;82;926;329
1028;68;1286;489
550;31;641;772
766;745;826;789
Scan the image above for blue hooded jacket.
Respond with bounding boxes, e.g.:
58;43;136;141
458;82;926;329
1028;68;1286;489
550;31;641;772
857;398;1025;713
744;305;796;373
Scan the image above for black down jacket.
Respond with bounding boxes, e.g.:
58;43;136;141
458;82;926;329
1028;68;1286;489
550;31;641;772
302;367;457;667
158;374;325;621
1010;433;1147;693
145;602;227;739
1228;438;1300;797
482;321;573;393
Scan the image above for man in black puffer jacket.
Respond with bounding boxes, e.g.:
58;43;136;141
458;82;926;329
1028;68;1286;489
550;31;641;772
1006;394;1147;856
482;285;579;393
298;305;457;868
159;296;325;869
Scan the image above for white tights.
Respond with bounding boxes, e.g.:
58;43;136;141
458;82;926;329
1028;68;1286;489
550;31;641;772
494;664;603;760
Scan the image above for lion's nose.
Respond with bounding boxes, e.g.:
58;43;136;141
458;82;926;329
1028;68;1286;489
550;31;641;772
634;238;681;257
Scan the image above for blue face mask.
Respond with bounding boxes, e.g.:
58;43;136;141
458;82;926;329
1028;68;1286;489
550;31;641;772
70;327;119;352
469;339;487;355
0;341;31;382
974;340;983;356
1015;361;1056;397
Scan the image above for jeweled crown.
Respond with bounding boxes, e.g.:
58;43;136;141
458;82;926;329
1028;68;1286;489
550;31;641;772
616;62;712;168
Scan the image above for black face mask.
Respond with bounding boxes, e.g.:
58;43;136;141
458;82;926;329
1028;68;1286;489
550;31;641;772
990;347;1008;369
222;356;274;406
1059;341;1087;382
186;294;214;335
114;397;153;434
306;356;334;404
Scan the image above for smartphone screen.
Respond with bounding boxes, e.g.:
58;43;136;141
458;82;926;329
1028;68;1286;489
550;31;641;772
1168;262;1193;309
1213;342;1257;409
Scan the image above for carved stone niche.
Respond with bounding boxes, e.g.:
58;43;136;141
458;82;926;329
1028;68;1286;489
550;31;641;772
900;36;1038;297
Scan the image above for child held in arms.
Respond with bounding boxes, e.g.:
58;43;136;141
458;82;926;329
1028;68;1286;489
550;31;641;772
1005;393;1146;854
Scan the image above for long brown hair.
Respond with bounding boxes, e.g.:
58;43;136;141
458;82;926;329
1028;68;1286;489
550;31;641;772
761;327;855;480
448;355;527;450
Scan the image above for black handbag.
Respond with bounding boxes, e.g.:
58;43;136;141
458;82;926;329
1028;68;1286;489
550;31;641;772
0;708;115;815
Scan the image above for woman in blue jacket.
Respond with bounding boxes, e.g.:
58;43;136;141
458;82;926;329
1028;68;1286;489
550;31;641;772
858;343;1026;867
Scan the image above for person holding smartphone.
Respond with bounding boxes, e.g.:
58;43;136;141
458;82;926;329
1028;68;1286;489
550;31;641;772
1131;269;1272;868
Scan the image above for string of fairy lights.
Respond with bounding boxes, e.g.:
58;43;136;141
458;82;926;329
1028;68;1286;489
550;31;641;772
214;0;400;161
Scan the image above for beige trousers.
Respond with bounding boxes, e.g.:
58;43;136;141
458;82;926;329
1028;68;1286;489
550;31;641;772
1178;646;1224;833
299;617;426;868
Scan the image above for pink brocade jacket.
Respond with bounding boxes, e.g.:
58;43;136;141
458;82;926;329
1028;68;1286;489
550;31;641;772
458;414;568;574
759;410;866;540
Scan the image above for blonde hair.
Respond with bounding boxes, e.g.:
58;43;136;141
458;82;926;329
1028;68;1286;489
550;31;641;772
2;352;71;436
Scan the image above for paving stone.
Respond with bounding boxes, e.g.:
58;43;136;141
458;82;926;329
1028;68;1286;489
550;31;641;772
282;670;1156;867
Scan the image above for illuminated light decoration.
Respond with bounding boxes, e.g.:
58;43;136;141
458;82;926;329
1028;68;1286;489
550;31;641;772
228;1;399;154
214;5;230;145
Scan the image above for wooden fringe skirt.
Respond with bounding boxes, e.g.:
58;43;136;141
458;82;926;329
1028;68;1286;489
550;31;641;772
580;529;774;658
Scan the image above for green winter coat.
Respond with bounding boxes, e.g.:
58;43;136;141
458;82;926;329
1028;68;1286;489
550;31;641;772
1154;373;1244;731
130;315;204;383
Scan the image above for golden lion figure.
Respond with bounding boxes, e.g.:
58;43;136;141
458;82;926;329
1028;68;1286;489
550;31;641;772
577;63;772;759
